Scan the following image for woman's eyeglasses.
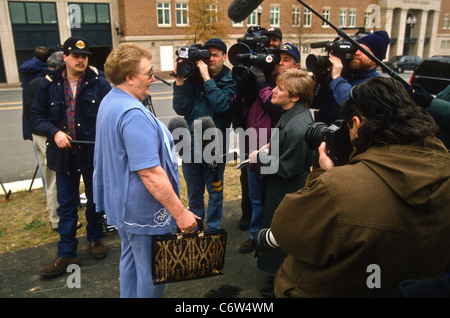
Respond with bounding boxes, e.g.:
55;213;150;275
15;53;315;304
136;67;154;79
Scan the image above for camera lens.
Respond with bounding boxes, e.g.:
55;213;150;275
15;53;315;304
177;60;194;77
305;122;328;149
306;54;332;73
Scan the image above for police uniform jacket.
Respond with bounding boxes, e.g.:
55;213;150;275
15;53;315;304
31;65;111;173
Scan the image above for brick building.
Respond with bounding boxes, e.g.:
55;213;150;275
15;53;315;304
0;0;449;84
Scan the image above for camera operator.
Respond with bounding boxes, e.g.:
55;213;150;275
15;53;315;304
172;38;236;230
235;43;301;255
258;76;450;297
262;27;283;49
315;31;390;124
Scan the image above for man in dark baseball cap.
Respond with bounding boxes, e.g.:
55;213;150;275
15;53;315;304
63;36;92;55
203;38;227;54
263;27;283;48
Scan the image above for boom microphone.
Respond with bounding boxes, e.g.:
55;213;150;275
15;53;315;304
228;0;264;23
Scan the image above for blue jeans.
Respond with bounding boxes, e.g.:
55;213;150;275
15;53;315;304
56;169;103;258
118;229;165;298
247;167;266;239
182;161;225;230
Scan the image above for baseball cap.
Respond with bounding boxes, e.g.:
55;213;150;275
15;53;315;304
275;43;300;63
357;31;390;61
63;36;92;55
263;27;283;41
203;38;227;54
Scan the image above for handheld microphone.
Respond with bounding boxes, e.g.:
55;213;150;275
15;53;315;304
197;116;223;193
168;116;188;133
228;0;264;23
168;116;189;156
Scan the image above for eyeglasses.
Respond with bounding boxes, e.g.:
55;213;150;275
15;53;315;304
136;67;154;79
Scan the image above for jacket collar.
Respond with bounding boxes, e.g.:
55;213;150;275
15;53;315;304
276;102;309;128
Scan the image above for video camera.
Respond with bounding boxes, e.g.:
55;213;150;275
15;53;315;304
175;44;211;77
306;29;369;82
228;26;280;82
305;119;354;166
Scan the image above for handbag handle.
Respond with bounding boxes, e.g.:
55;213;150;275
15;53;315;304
176;219;204;235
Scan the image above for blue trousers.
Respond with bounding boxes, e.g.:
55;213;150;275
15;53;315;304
247;167;266;239
118;229;165;298
56;169;103;258
182;161;225;230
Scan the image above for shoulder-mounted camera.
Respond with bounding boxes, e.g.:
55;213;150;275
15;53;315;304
175;44;211;78
228;26;280;82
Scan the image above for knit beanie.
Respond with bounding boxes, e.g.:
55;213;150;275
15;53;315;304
357;31;390;61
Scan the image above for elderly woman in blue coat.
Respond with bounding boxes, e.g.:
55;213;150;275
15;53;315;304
93;43;198;298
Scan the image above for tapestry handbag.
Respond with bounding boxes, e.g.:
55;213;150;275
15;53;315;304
151;220;227;284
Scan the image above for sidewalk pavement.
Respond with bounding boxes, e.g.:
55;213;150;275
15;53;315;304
0;199;272;298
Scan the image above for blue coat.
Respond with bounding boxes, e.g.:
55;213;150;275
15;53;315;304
315;67;379;124
31;65;111;173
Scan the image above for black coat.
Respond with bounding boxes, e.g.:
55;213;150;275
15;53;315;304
257;102;314;273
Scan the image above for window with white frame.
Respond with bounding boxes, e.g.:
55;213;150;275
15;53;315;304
157;2;170;26
443;14;449;29
292;6;301;26
247;10;257;26
364;11;370;28
322;9;330;27
270;6;280;26
339;9;347;27
349;10;356;27
206;3;217;25
303;8;311;27
175;3;188;26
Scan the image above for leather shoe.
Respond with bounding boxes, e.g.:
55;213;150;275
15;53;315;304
238;238;255;254
261;287;275;298
39;257;79;277
89;240;107;259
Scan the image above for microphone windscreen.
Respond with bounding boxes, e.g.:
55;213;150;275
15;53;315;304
228;0;264;23
168;116;188;133
198;116;216;131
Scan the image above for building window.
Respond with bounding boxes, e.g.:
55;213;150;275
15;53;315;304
292;6;301;27
9;1;57;24
303;8;311;27
339;9;347;27
68;3;110;24
157;2;171;26
270;6;280;26
322;9;330;28
364;10;370;28
175;3;188;26
443;14;449;29
206;4;217;25
247;10;257;26
349;10;356;27
302;43;310;55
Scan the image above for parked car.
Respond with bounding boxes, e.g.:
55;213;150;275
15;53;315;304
384;55;422;73
410;55;450;95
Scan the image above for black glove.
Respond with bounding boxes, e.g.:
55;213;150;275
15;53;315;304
249;65;266;84
407;83;434;108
